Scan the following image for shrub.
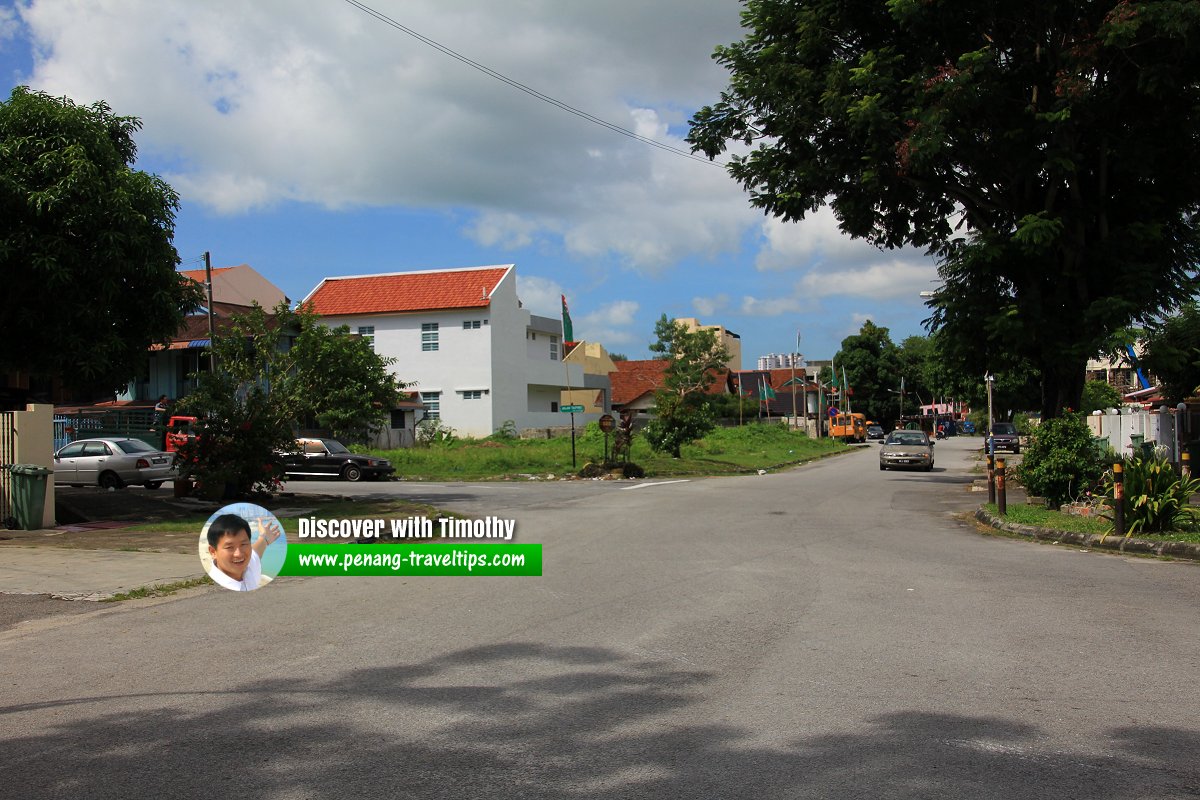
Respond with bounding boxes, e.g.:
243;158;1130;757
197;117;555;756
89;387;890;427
1101;455;1200;534
1015;412;1105;508
415;418;457;447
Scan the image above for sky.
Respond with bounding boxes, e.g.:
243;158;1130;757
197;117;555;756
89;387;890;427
0;0;941;365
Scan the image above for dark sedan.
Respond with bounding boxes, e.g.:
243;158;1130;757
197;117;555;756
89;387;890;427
988;422;1021;454
280;438;395;482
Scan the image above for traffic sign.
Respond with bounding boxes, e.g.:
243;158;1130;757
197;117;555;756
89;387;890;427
561;404;584;413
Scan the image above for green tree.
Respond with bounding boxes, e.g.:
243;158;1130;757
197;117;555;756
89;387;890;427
285;308;407;442
1016;413;1106;508
0;87;202;400
831;321;902;425
688;1;1200;420
1080;379;1123;413
643;315;730;457
179;302;406;496
1139;302;1200;403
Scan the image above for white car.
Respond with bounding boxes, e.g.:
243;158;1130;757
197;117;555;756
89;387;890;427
54;437;176;489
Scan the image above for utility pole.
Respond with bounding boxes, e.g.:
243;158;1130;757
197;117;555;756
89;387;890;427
790;332;800;431
204;251;216;373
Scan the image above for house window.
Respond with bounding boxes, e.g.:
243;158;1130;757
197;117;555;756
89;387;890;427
358;325;375;350
421;322;439;351
551;401;558;412
550;335;559;361
421;391;441;420
462;390;483;400
463;320;481;330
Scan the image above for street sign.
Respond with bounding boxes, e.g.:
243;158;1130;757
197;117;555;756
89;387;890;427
598;414;615;432
561;404;584;413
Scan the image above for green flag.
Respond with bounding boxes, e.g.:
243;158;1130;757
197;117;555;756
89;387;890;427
561;295;574;343
758;377;776;400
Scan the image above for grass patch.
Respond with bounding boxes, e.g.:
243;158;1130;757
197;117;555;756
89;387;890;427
124;498;458;534
986;502;1200;543
103;576;213;602
370;422;848;481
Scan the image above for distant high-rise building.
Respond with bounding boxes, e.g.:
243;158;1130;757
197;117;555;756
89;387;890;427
757;352;803;370
674;318;741;371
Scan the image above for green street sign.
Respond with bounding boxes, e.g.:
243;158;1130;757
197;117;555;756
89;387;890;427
560;404;584;413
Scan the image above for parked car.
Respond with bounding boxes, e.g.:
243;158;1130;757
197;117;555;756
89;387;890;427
279;438;395;482
988;422;1021;454
54;437;176;489
866;424;886;441
879;430;935;472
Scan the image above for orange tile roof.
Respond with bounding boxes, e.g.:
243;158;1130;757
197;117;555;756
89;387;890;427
610;360;669;406
303;266;512;316
610;360;731;406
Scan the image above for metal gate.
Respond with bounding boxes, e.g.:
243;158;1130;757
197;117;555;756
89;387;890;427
0;411;14;526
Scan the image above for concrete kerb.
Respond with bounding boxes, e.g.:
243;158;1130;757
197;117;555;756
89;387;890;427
974;507;1200;562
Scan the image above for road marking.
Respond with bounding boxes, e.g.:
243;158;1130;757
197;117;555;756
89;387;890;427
621;480;691;491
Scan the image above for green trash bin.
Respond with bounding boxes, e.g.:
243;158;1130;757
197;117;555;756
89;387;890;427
9;464;53;531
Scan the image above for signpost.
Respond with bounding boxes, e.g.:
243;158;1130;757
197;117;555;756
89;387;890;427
561;405;584;468
599;413;615;462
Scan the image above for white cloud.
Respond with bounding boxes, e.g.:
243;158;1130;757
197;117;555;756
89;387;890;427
738;295;806;317
516;274;566;318
692;293;729;317
798;259;938;301
578;300;640;346
0;6;21;42
17;0;754;272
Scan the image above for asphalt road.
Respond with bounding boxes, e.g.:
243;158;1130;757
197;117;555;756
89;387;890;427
2;437;1197;799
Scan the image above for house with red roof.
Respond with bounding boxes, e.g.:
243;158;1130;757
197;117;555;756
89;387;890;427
609;360;735;417
304;265;597;438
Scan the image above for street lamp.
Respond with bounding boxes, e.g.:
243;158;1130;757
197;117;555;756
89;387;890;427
985;373;995;458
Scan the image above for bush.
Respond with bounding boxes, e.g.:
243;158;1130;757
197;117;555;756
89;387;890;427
415;418;457;447
1015;412;1105;508
1101;455;1200;534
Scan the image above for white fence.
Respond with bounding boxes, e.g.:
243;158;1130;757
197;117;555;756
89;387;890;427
1086;408;1180;459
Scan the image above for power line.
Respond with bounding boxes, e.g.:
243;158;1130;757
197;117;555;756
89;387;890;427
340;0;725;168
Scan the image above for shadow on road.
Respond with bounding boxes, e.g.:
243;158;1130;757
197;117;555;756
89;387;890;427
1;641;1193;798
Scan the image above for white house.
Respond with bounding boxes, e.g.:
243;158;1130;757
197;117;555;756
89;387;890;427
303;265;592;438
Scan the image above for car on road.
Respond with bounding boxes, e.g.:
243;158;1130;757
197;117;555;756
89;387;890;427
879;430;935;472
53;437;176;489
866;424;886;441
988;422;1021;454
279;437;395;482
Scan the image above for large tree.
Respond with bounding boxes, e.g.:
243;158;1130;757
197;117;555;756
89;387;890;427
0;87;201;401
831;320;903;424
1139;301;1200;403
689;1;1200;420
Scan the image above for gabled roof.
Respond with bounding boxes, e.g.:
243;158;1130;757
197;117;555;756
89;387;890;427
610;360;733;406
610;360;669;407
303;265;513;316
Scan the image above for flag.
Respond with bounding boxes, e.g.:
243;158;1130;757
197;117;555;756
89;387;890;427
561;295;575;344
758;377;776;401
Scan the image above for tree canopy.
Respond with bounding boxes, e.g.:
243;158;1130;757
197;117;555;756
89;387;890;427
689;1;1200;419
0;87;201;400
830;320;903;425
1139;301;1200;403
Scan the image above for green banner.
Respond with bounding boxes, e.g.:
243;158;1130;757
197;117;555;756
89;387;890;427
280;543;541;576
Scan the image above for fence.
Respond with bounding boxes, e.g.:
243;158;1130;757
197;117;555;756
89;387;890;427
1086;409;1178;458
52;408;159;449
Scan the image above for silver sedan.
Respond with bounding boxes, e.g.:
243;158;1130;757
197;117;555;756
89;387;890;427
53;437;176;489
879;430;935;472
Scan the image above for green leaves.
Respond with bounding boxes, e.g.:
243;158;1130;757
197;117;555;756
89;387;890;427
1102;453;1200;534
0;87;199;395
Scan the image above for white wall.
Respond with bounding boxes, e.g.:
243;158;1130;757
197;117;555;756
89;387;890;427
320;267;584;438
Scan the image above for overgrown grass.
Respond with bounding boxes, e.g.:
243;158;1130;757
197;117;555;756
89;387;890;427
370;423;848;481
102;576;213;601
124;498;456;534
986;502;1200;543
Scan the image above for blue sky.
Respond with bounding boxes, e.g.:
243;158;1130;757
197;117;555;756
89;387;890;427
1;0;940;365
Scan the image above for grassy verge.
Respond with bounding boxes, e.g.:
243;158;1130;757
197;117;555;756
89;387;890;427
124;498;458;534
370;422;848;481
984;502;1200;543
102;576;213;601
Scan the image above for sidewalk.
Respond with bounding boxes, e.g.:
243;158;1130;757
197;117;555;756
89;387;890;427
0;484;214;600
0;547;205;601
